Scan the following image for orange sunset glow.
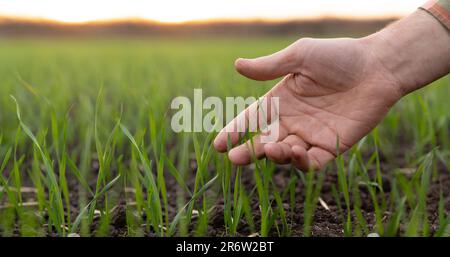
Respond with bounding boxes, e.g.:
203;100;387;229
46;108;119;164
0;0;425;23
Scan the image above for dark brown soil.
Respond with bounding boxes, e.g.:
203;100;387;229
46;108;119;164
99;155;450;237
202;161;450;237
2;152;449;237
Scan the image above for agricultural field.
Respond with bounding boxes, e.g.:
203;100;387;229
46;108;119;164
0;37;449;237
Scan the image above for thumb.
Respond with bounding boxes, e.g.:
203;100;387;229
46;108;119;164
235;40;303;81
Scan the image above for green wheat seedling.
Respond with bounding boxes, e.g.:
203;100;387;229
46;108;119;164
0;39;448;237
11;96;66;235
121;124;164;235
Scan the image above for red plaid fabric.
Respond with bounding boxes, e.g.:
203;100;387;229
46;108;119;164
420;0;450;29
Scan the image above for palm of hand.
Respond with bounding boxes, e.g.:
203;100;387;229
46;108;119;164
214;38;402;170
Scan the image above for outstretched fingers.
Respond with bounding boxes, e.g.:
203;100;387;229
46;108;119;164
292;146;336;171
213;93;277;153
264;134;308;164
264;135;336;171
224;127;337;171
227;124;288;165
227;134;266;165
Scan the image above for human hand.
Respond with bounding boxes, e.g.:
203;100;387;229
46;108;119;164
213;10;450;171
213;37;402;170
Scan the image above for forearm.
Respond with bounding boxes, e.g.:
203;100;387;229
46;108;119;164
362;9;450;96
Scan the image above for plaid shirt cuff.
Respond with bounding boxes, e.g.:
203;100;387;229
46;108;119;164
420;0;450;29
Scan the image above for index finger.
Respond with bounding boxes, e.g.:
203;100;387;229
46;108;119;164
213;93;275;152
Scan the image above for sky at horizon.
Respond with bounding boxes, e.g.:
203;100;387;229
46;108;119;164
0;0;426;23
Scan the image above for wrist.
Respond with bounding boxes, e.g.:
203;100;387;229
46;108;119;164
360;10;450;97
